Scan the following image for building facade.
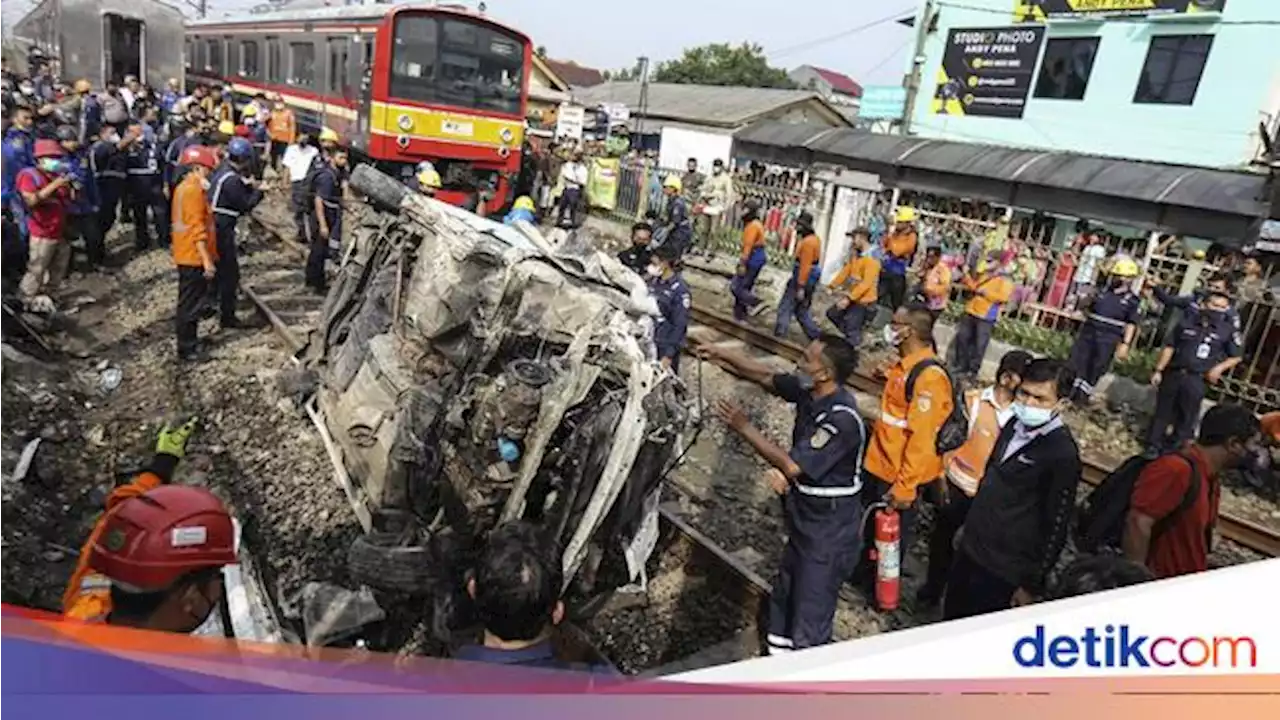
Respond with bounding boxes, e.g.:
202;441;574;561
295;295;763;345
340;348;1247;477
906;0;1280;168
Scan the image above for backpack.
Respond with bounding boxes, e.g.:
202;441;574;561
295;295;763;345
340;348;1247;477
904;357;968;454
102;94;128;125
1074;452;1201;554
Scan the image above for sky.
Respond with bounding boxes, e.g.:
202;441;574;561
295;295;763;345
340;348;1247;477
2;0;919;88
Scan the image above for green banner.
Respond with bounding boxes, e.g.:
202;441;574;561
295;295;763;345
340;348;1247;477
587;158;620;211
1014;0;1227;23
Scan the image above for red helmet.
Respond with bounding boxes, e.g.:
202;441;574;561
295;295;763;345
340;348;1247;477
34;139;65;159
180;145;220;170
89;485;237;592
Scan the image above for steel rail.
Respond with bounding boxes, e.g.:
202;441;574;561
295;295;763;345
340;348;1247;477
688;305;1280;559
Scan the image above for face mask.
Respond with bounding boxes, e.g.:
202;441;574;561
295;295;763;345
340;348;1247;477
882;324;903;346
1013;402;1056;429
38;158;61;173
791;365;815;391
19;84;33;95
646;263;663;278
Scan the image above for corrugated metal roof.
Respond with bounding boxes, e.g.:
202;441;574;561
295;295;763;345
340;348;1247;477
735;120;1269;242
572;82;849;129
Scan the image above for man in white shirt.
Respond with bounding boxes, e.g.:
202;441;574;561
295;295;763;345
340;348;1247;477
1071;232;1107;310
282;135;319;243
555;151;587;228
119;75;139;115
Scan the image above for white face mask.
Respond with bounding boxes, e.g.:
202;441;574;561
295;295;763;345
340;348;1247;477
882;324;903;346
646;263;663;278
1013;402;1055;429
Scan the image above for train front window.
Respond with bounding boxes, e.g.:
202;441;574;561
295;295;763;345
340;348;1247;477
390;15;525;116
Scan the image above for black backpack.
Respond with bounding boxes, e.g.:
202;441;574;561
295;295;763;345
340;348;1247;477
904;358;969;454
1075;452;1201;554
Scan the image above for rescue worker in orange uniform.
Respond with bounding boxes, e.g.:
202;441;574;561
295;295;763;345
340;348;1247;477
878;207;919;311
170;145;220;362
825;227;879;348
917;350;1031;607
774;210;822;340
730;198;767;321
920;246;953;319
954;255;1015;379
855;303;954;593
63;417;238;631
266;95;297;172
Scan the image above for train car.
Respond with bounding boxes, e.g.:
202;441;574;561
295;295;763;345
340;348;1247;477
186;2;530;215
11;0;185;88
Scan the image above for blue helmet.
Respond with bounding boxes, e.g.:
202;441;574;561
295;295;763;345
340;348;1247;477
226;137;254;160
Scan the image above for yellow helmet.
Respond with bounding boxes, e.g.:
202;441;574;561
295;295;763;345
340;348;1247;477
1111;256;1140;278
73;79;92;94
319;127;339;143
663;175;682;192
894;206;918;223
240;104;257;118
217;120;236;136
513;196;535;211
418;169;442;190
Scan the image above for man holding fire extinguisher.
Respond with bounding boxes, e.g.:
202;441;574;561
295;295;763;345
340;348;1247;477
701;334;865;656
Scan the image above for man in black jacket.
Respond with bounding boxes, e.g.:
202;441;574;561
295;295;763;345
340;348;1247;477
945;358;1081;620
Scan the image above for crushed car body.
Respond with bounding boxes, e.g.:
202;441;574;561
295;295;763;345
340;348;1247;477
303;164;694;606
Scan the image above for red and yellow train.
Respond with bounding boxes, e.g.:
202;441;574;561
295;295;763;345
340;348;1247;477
186;2;530;214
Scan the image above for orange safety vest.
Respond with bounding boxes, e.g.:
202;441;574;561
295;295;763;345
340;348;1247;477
62;472;165;623
944;387;1013;496
829;254;880;305
267;109;296;144
170;173;217;268
963;273;1014;322
864;346;954;504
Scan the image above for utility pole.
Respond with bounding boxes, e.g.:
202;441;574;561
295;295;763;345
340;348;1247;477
900;0;935;137
636;56;650;140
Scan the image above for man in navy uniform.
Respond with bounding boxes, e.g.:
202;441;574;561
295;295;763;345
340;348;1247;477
209;138;263;329
302;148;346;293
89;124;133;243
124;120;169;251
702;334;865;655
1067;255;1143;405
647;242;691;372
1144;288;1242;457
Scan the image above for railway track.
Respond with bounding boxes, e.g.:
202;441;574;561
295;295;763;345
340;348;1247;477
237;209;768;673
687;304;1280;559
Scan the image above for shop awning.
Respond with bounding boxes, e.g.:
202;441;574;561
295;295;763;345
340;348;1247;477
733;121;1271;244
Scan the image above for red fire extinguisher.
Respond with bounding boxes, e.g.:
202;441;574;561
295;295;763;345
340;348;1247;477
871;506;901;611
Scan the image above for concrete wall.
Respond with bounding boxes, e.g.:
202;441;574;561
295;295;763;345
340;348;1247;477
907;0;1280;168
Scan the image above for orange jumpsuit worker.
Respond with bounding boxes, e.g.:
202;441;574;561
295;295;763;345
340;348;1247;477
63;417;238;632
825;226;879;348
266;95;297;172
171;145;220;362
774;210;822;340
730;198;767;321
878;207;919;311
920;246;953;319
954;260;1015;378
854;303;954;595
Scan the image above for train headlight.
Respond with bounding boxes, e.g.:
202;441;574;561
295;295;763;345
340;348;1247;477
500;127;514;144
397;135;411;149
498;146;510;158
398;114;414;131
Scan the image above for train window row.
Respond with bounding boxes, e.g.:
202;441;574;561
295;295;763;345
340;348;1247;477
185;33;374;100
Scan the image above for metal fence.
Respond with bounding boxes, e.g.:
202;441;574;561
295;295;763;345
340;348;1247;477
607;160;821;268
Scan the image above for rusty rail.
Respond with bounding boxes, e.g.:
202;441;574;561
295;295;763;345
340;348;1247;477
688;304;1280;559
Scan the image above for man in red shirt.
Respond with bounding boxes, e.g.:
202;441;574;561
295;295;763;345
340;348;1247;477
16;139;74;301
1124;404;1261;579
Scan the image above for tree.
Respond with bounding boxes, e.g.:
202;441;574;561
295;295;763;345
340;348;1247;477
604;59;646;82
652;43;795;89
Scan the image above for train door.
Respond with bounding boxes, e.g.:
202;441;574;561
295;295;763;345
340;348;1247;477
102;14;144;85
352;34;375;155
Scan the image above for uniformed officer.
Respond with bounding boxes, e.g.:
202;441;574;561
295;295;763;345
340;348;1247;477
1067;256;1143;404
1144;288;1243;457
304;148;346;293
56;125;104;269
209;138;263;328
617;221;653;275
702;334;864;654
90;124;133;241
3;105;36;266
125;120;169;250
824;227;880;348
657;175;692;258
164;120;201;195
647;242;691;372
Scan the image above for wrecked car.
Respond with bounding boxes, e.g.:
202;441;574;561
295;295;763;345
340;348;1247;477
301;164;695;615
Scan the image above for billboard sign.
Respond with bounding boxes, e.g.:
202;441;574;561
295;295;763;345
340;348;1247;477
932;26;1047;119
1013;0;1227;22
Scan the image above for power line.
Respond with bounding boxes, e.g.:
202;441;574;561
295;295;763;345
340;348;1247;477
768;7;917;61
860;36;913;82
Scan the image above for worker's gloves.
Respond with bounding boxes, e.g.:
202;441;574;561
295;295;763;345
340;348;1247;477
155;415;200;459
